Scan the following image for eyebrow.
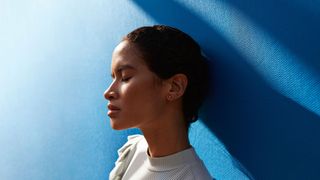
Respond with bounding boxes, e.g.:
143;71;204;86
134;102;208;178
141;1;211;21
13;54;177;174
111;64;136;78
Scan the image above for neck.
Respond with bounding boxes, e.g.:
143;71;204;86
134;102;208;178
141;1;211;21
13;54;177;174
140;107;190;157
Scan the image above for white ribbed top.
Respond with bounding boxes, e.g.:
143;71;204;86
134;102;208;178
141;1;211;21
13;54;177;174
112;135;212;180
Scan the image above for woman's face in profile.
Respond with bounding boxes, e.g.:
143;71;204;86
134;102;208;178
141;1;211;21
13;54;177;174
104;41;167;130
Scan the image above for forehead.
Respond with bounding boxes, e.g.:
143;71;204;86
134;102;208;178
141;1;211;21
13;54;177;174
111;41;145;69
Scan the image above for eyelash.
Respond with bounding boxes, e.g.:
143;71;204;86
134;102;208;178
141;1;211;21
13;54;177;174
121;77;131;82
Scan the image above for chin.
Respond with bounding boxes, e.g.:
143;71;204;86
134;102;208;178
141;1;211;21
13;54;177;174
110;119;131;130
111;125;126;130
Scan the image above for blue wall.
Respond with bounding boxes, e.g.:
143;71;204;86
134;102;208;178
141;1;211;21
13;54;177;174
1;0;319;179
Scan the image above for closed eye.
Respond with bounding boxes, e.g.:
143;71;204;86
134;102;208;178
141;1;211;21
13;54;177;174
121;76;132;82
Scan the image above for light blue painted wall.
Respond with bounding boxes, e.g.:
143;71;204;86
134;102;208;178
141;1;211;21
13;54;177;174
1;0;319;179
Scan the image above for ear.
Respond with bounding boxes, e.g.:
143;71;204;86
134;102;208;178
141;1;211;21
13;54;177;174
166;74;188;101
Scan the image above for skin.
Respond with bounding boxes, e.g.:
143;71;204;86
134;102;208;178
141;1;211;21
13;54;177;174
104;40;190;157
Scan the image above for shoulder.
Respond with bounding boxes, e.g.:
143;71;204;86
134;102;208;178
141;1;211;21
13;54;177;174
117;135;144;155
185;149;213;180
169;159;213;180
188;161;213;180
116;134;144;160
109;134;145;179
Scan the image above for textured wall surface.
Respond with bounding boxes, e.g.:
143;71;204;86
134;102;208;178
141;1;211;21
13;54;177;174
1;0;319;179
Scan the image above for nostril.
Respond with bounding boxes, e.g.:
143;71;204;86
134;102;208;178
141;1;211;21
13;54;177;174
104;93;108;100
105;91;117;100
104;90;111;100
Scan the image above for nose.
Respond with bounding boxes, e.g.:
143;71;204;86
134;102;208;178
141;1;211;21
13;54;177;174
104;82;118;100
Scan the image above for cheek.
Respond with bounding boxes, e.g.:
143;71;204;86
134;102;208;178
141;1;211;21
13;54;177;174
121;80;164;115
122;81;154;104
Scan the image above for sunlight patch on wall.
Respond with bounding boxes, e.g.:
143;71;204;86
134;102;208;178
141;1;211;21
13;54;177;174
189;120;252;179
176;0;320;116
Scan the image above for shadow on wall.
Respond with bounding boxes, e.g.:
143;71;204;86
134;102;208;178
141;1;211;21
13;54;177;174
132;0;320;179
222;0;320;69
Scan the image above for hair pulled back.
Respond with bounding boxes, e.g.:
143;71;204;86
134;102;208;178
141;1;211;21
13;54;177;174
123;25;210;129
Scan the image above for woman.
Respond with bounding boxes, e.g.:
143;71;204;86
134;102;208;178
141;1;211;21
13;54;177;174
105;25;212;180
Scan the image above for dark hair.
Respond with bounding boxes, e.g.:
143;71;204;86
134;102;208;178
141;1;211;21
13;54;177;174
123;25;210;129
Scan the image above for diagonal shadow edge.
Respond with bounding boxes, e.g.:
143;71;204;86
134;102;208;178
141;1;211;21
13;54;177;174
131;0;320;118
130;0;320;179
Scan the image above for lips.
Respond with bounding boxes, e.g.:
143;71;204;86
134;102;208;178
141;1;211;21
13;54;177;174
107;104;121;117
